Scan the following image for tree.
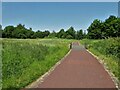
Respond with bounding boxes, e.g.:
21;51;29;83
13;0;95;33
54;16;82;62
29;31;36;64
0;24;2;38
13;24;27;39
87;19;103;39
48;30;57;38
103;15;119;38
57;29;65;38
3;26;15;38
25;28;34;38
66;27;76;39
76;29;84;40
43;30;50;37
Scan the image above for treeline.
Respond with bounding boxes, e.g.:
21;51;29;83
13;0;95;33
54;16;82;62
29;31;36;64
1;15;120;39
1;24;85;39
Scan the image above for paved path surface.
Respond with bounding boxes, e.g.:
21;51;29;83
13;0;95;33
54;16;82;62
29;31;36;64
32;42;116;88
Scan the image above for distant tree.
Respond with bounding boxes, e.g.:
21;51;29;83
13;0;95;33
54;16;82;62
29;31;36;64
103;15;119;38
0;24;2;30
57;29;65;38
76;29;84;40
2;15;119;39
116;18;120;37
48;30;57;38
66;27;76;39
0;24;2;38
87;19;103;39
17;24;25;29
66;35;73;39
43;30;50;37
34;30;43;38
87;15;120;39
105;15;117;23
26;28;34;38
3;26;15;38
13;24;27;39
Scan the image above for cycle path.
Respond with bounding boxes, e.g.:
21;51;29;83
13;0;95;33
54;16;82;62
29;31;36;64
30;42;116;88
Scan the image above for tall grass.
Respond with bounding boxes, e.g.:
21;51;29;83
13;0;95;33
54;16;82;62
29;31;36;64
80;38;120;80
2;39;73;89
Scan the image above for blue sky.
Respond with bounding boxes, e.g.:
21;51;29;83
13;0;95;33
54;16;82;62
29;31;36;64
2;2;118;32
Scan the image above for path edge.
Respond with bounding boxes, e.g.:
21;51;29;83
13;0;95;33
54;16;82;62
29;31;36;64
86;49;119;89
25;49;72;88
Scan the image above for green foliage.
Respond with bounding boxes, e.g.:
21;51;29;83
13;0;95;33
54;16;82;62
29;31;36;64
76;29;84;40
2;15;119;40
0;25;2;38
2;24;50;39
87;19;103;39
80;38;120;80
66;35;73;39
48;31;57;38
2;39;73;89
66;26;76;39
2;23;86;40
57;29;65;38
87;15;120;39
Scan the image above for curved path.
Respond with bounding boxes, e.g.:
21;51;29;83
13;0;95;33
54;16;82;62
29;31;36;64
29;42;116;88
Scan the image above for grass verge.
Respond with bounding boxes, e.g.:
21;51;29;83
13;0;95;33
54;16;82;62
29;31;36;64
2;38;73;89
80;38;120;81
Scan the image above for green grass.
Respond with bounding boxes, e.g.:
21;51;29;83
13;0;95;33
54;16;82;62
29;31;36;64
2;38;74;89
80;38;120;80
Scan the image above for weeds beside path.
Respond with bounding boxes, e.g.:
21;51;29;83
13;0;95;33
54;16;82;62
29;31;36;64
29;42;116;88
2;39;73;89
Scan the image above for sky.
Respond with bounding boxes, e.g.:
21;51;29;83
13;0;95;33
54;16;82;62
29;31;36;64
2;0;120;2
2;2;118;32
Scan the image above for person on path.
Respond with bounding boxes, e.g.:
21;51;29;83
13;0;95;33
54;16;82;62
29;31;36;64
70;42;72;49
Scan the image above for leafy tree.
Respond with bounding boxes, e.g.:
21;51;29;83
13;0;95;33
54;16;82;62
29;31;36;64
57;29;65;38
48;30;57;38
103;15;119;38
66;26;76;39
13;24;27;39
76;29;84;40
3;26;15;38
43;30;50;37
2;15;119;39
87;19;103;39
26;28;34;38
0;24;2;38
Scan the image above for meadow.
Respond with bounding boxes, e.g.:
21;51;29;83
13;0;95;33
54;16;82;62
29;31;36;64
2;38;74;89
80;38;120;81
1;38;120;89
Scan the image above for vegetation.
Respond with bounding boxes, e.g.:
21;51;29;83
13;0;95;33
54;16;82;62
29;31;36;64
80;38;120;80
1;15;120;40
1;24;85;40
2;39;73;89
1;14;120;89
87;15;120;39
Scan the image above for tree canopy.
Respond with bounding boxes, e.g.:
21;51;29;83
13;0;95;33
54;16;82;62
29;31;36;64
1;15;119;39
87;15;120;39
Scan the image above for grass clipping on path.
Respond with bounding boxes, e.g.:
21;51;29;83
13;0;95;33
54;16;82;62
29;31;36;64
80;38;120;81
2;39;73;89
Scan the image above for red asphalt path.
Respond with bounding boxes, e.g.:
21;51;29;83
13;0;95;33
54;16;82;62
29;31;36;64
30;42;116;88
